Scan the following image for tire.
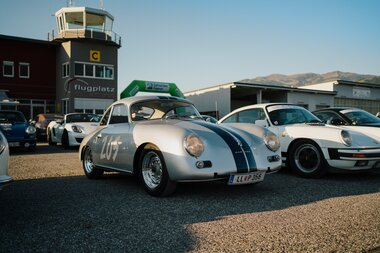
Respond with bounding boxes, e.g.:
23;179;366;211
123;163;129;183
82;147;104;179
62;131;70;149
288;140;327;178
48;130;56;146
139;147;177;197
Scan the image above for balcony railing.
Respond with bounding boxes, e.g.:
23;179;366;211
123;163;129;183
48;28;122;46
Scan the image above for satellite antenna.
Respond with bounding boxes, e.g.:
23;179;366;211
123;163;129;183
67;0;75;7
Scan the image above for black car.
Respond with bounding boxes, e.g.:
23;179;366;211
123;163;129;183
313;107;380;127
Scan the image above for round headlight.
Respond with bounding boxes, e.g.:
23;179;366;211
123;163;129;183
341;130;352;146
26;126;36;134
184;134;204;157
264;130;280;152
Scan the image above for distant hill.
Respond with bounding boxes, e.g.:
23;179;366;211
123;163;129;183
240;71;380;87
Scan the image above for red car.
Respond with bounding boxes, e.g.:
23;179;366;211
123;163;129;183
33;114;63;141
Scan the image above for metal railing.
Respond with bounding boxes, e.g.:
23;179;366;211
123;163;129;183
48;28;122;46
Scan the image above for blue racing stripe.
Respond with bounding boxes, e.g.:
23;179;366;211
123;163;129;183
192;121;249;173
221;126;257;171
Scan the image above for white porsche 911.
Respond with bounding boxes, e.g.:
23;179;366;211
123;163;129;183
0;131;12;190
47;113;100;148
79;96;282;197
219;103;380;178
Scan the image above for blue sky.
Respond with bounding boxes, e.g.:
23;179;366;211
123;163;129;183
1;0;380;93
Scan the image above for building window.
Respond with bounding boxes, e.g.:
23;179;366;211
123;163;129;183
75;63;84;76
19;62;30;78
62;62;70;78
74;61;114;80
3;61;14;77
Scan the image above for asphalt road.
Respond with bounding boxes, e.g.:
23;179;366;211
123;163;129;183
1;143;380;252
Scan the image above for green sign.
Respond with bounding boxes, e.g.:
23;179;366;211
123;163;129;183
120;80;185;98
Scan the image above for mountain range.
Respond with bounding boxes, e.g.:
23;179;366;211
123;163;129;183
240;71;380;87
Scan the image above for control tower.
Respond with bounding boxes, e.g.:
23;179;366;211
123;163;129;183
52;4;121;114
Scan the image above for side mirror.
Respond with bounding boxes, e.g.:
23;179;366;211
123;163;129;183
56;119;63;125
255;119;269;128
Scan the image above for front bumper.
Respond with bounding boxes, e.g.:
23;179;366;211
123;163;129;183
327;148;380;171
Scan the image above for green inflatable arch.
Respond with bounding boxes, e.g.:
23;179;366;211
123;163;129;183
120;80;185;98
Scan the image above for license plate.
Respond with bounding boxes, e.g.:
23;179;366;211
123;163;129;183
8;142;20;147
228;171;265;185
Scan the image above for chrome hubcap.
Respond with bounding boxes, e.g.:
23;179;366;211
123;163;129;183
294;144;320;173
142;151;163;189
84;148;94;174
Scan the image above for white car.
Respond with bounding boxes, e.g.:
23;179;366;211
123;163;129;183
0;131;12;190
47;113;100;148
219;103;380;178
79;96;282;197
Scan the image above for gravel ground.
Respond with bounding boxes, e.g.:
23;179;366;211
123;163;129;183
0;143;379;252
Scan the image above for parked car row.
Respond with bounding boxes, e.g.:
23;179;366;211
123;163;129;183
2;98;380;196
219;104;380;178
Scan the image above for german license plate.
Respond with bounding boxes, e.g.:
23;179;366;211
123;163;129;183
8;142;20;147
228;171;265;185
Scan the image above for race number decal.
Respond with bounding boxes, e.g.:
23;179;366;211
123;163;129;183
100;136;121;161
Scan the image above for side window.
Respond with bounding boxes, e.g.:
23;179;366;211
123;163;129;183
222;114;238;123
238;109;265;123
100;108;112;126
109;104;129;124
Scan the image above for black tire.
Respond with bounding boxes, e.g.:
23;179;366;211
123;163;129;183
82;147;104;179
139;147;177;197
62;131;70;149
288;140;327;178
48;130;56;146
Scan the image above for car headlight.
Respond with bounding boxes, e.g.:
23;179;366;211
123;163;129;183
72;125;84;133
264;130;280;152
340;130;352;146
184;134;204;157
26;126;36;134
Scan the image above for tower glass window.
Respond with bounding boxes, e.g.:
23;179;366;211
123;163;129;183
86;12;105;31
65;12;84;29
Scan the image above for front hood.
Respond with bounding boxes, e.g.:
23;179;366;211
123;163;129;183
0;122;29;138
282;123;380;147
71;122;99;134
340;125;380;141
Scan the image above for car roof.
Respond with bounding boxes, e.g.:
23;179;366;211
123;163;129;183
229;103;301;113
313;107;362;113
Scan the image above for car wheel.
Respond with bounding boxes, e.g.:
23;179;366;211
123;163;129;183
48;130;56;146
139;147;177;197
62;131;70;149
83;147;104;179
288;140;327;178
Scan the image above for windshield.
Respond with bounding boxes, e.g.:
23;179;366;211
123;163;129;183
267;106;321;126
130;100;201;121
66;113;101;123
341;109;380;125
0;111;27;123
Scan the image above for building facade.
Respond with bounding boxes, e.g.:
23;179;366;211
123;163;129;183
185;82;336;119
0;5;121;119
302;80;380;114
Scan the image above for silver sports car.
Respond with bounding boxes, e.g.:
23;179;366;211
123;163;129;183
79;96;281;196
